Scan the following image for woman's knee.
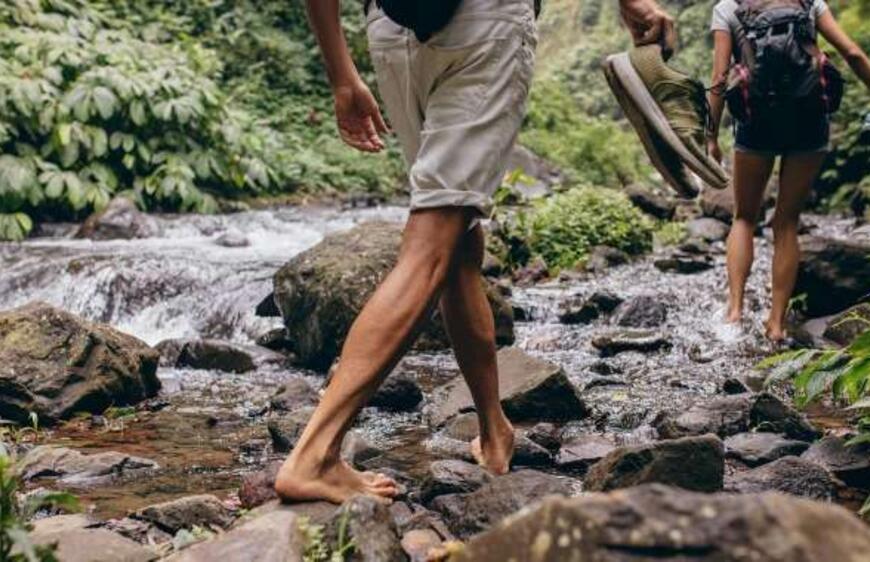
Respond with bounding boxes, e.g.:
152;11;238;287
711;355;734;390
770;213;800;238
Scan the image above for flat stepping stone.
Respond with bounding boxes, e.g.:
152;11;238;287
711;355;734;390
724;432;810;467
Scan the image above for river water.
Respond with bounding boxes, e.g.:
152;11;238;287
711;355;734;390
0;205;857;518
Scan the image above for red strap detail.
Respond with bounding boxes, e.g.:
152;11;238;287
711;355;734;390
739;65;752;121
818;52;829;113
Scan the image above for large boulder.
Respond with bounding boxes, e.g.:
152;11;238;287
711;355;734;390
613;295;668;328
25;514;157;562
795;236;870;317
584;435;724;493
165;507;303;562
431;470;577;539
448;484;870;562
0;302;160;423
75;197;161;240
20;446;158;485
273;222;514;371
429;347;587;426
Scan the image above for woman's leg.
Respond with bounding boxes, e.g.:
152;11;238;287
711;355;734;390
438;225;514;474
767;151;827;341
726;150;776;322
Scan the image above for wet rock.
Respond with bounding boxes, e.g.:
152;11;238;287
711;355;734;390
513;256;549;285
591;329;671;357
725;456;839;500
584;434;724;493
584;245;630;273
750;392;820;441
369;373;423;412
25;514;158;562
724;432;810;467
654;394;752;439
269;378;318;412
526;423;562;453
614;295;668;328
214;228;250;248
449;484;870;562
133;494;232;534
505;145;565;199
165;506;303;562
273;222;514;371
389;501;453;540
557;291;623;325
420;460;491;503
686;217;729;242
266;407;315;453
514;434;554;467
481;251;504;277
431;470;577;539
653;252;714;274
400;529;443;562
430;347;587;425
700;185;734;222
158;339;261;374
441;412;479;442
76;197;160;240
328;496;405;562
238;462;280;509
625;184;675;220
822;303;870;346
255;293;281;318
0;302;160;424
722;377;750;394
802;435;870;488
255;328;293;352
555;434;617;473
795;236;870;316
20;446;158;485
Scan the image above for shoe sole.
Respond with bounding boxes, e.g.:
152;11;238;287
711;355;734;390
605;53;729;191
603;55;699;198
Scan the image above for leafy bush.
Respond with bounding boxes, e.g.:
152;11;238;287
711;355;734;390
654;221;688;247
525;186;654;269
0;454;79;561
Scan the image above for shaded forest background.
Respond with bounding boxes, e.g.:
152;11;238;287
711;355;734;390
0;0;867;240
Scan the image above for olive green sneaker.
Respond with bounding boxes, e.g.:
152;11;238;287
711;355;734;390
604;46;729;194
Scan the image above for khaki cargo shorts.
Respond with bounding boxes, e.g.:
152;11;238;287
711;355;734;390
366;0;538;219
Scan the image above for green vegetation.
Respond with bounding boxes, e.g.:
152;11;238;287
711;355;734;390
654;221;688;247
0;454;79;561
759;328;870;515
300;513;355;562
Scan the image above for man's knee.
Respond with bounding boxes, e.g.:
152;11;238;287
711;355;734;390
399;208;471;284
770;213;799;238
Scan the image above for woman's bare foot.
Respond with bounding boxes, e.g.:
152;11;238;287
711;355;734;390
726;304;742;324
274;456;398;505
470;420;515;475
765;320;787;343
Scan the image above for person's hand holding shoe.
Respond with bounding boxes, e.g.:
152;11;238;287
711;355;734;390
620;0;677;59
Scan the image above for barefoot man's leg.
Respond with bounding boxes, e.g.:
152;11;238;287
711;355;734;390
439;225;514;474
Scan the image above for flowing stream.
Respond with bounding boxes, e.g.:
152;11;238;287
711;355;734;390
0;205;858;518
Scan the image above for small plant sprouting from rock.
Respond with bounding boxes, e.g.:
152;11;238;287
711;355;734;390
300;513;356;562
0;454;80;561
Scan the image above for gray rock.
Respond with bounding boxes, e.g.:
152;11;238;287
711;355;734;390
329;496;405;562
420;460;491;503
525;423;562;453
400;529;444;562
654;253;715;274
591;329;671;356
514;434;554;467
430;347;586;425
505;145;565;200
584;434;725;493
157;339;282;374
655;394;753;439
266;407;315;453
269;378;318;412
20;446;158;485
725;456;839;500
369;374;423;412
255;328;293;352
26;515;158;562
165;506;303;562
625;185;676;220
822;303;870;346
614;295;668;328
584;245;630;273
557;291;623;325
133;494;232;534
802;435;870;488
255;293;281;318
431;470;577;539
76;197;160;240
556;434;617;473
724;432;810;467
0;302;160;424
441;413;479;442
686;217;730;242
273;222;514;371
700;184;735;222
238;461;280;510
449;484;870;562
795;236;870;316
214;228;250;248
749;392;820;441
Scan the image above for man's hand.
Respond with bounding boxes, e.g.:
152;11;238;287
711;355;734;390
620;0;677;58
334;80;389;153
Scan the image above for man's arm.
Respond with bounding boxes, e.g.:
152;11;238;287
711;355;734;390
306;0;388;153
619;0;677;58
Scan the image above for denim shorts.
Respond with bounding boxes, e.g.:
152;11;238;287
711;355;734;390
734;102;831;157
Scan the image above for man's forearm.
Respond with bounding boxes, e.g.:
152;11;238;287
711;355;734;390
306;0;359;90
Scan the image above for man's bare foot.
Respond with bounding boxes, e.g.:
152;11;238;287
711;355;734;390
275;456;398;505
765;320;787;343
470;421;514;475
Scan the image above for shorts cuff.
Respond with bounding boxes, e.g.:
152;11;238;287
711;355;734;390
410;188;494;219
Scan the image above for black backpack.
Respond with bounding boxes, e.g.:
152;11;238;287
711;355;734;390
726;0;843;120
365;0;541;43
